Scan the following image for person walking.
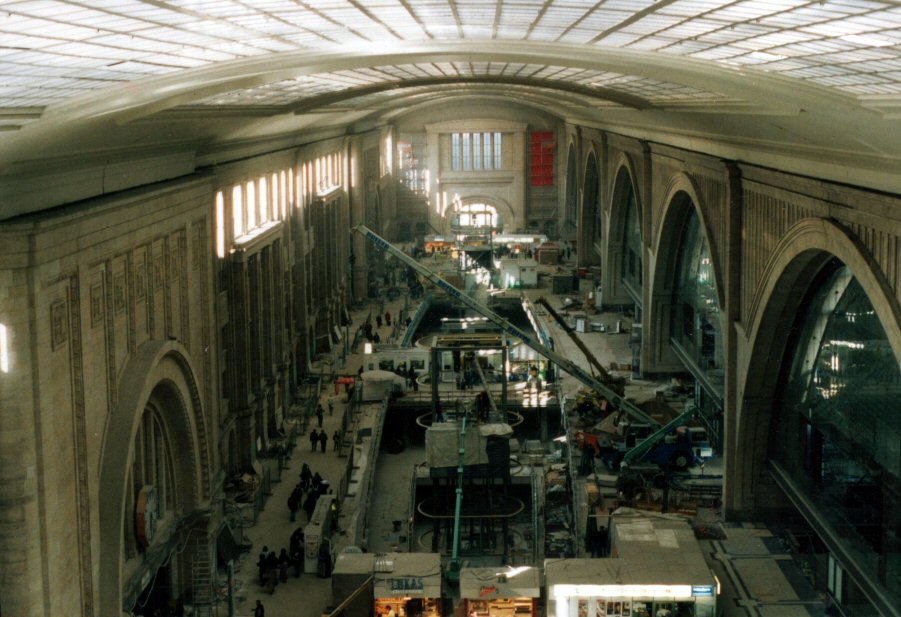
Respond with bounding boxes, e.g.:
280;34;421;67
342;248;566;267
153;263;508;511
318;428;328;453
288;486;302;522
265;550;279;593
291;543;304;578
254;600;265;617
376;314;382;328
385;310;391;326
278;548;290;583
332;430;341;452
257;545;269;586
303;490;318;521
309;428;318;452
315;404;324;428
327;398;334;416
299;462;312;491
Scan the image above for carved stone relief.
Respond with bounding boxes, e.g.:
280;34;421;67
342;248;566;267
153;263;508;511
90;281;104;327
113;272;127;314
135;262;146;301
51;300;68;350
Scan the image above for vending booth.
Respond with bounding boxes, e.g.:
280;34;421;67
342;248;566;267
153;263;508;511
373;553;443;617
460;566;540;617
546;514;717;617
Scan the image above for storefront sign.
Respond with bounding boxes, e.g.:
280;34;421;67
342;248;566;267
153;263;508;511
691;585;714;597
553;584;693;599
479;585;498;597
389;577;424;593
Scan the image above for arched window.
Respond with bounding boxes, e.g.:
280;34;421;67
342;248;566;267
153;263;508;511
670;205;723;449
452;203;499;230
124;405;176;558
583;153;600;244
621;177;641;294
771;260;901;612
564;145;577;232
671;207;722;374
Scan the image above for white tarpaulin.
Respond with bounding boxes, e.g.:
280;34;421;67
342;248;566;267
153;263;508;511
358;370;406;402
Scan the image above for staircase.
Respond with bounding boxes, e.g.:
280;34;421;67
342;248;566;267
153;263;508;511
192;539;214;617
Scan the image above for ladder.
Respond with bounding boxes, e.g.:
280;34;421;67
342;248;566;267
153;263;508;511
192;539;214;617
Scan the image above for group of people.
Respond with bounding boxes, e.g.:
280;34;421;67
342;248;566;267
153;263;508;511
309;426;340;453
289;463;331;522
260;462;333;595
256;542;302;594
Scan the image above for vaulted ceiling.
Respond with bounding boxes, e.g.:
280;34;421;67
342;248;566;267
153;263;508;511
1;0;900;218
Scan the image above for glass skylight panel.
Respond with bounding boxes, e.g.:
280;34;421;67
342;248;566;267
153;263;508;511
500;6;541;25
539;6;590;26
691;45;746;60
528;26;568;40
627;37;677;51
556;30;593;43
623;13;687;33
592;31;639;46
661;0;730;18
573;10;630;30
664;39;716;55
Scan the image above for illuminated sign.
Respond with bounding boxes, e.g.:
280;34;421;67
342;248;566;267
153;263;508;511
553;584;693;599
692;586;714;597
479;585;498;597
389;577;424;593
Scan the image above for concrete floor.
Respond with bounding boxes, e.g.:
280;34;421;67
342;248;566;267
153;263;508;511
219;257;829;617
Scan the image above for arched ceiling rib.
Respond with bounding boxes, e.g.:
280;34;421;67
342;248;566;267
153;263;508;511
0;1;900;213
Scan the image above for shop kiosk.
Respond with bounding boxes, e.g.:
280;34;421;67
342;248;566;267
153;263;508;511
332;553;376;617
546;513;717;617
373;553;443;617
460;566;540;617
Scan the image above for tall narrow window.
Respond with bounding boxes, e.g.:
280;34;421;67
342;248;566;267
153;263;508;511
483;132;492;169
216;191;226;258
462;133;471;170
452;134;461;171
473;133;482;170
0;323;9;373
258;176;269;224
315;158;322;194
232;185;244;237
246;181;256;229
279;171;287;219
494;133;502;169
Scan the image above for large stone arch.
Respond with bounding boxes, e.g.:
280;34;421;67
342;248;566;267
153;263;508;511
605;155;642;306
98;340;211;616
647;173;725;372
577;147;601;266
729;218;901;518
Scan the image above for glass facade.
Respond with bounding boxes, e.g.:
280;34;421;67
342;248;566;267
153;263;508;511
771;261;901;614
584;154;599;243
621;179;641;295
671;208;723;386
